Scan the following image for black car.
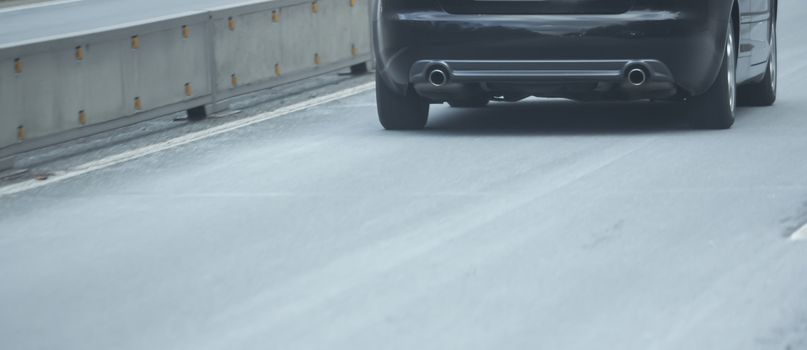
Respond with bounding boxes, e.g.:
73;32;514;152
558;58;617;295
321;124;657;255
373;0;778;130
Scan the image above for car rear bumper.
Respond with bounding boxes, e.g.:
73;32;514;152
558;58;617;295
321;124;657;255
374;3;733;100
410;59;676;101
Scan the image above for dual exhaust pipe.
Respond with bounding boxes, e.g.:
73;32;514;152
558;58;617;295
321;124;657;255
627;66;648;86
426;64;649;87
427;66;449;87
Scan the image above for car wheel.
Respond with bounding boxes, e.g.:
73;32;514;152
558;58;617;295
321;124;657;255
448;98;490;108
376;72;429;130
688;21;737;130
738;17;777;106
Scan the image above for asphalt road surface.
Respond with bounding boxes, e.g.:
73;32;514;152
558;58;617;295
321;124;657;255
2;1;807;350
0;0;278;47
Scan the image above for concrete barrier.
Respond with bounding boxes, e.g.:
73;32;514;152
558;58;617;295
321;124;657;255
0;0;49;7
0;0;372;165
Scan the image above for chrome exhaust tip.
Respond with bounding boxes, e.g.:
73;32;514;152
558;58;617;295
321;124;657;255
428;68;448;87
627;68;648;86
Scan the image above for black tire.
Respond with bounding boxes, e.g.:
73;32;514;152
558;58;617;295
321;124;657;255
448;98;490;108
376;72;429;130
738;17;777;106
688;21;737;130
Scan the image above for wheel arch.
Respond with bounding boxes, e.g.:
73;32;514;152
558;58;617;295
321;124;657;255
772;0;778;20
688;0;737;96
732;0;740;62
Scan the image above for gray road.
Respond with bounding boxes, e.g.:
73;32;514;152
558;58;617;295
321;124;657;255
3;2;807;350
0;0;274;47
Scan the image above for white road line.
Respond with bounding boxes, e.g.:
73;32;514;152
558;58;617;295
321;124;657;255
791;223;807;241
0;82;375;197
0;0;82;14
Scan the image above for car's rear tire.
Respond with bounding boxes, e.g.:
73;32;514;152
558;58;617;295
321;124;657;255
448;98;490;108
738;19;777;106
688;21;737;130
376;72;429;130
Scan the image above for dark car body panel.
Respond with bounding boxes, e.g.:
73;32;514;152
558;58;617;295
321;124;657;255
373;0;776;101
439;0;636;15
738;0;775;80
409;59;678;101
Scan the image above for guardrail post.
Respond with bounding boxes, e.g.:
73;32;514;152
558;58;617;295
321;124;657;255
203;12;220;116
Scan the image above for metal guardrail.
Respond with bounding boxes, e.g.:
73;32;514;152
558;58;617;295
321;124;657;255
0;0;372;164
